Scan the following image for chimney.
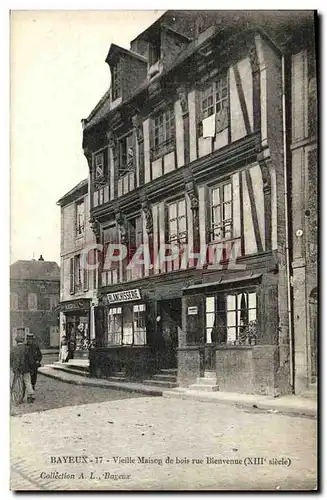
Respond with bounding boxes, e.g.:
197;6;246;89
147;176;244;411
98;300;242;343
38;255;44;261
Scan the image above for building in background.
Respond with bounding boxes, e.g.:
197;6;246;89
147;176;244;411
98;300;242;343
57;179;97;359
10;256;60;348
80;10;317;395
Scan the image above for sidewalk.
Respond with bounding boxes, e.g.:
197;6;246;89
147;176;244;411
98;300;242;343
38;364;317;418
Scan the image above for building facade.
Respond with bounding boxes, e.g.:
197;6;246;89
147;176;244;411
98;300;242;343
10;256;60;348
81;11;317;394
57;179;98;359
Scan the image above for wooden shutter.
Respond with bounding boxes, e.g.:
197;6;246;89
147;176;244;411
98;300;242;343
70;257;75;294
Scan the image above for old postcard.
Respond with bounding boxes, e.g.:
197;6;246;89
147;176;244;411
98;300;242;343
10;9;317;491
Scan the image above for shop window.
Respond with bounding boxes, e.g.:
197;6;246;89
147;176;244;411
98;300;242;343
205;291;257;345
111;59;122;101
210;182;233;242
28;293;38;311
168;199;187;245
10;292;18;310
108;307;122;345
76;199;85;237
151;108;175;163
107;304;147;346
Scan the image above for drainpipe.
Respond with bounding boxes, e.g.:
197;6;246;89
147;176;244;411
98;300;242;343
281;54;294;392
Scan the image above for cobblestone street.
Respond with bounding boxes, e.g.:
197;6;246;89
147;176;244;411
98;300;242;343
10;377;317;491
10;373;144;417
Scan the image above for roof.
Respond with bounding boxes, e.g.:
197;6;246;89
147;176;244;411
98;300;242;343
10;260;60;281
105;43;148;65
56;178;88;206
182;273;262;292
83;10;314;132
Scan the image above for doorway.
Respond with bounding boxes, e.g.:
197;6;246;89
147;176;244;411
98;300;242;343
156;299;181;369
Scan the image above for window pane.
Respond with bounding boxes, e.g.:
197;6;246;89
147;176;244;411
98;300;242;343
227;327;236;343
248;293;256;309
249;308;257;322
206;296;215;313
212;187;220;206
223;183;232;202
227;310;236;328
122;306;133;345
227;294;235;311
178;200;186;217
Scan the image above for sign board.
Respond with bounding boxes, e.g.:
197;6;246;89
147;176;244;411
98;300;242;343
188;306;198;315
59;299;91;312
107;289;141;304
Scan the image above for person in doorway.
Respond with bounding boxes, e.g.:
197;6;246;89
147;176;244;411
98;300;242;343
60;335;69;363
26;333;42;391
10;332;35;403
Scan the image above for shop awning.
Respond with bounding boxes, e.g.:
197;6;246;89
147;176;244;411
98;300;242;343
182;273;262;292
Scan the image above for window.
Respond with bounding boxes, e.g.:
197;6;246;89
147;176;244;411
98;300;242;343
125;216;144;281
107;307;122;345
102;225;119;286
118;134;134;177
50;295;59;311
205;291;257;345
95;152;105;179
112;60;122;101
76;199;85;236
149;37;161;66
202;75;228;120
107;304;147;346
154;109;175;149
210;182;233;242
168;199;187;245
10;292;18;310
28;293;38;311
74;255;82;291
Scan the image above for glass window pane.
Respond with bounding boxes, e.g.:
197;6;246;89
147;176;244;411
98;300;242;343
249;308;257;322
224;183;232;202
227;327;236;343
227;294;235;311
212;187;220;206
178;200;186;216
248;293;256;309
206;296;215;313
169;203;177;219
227;310;236;328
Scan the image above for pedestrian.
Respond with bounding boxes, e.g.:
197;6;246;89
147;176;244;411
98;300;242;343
10;332;35;403
26;333;42;391
60;335;69;363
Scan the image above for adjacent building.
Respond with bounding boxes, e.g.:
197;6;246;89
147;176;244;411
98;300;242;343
10;256;60;348
57;179;97;359
79;10;317;395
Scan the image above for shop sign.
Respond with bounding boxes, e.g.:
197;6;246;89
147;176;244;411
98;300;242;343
188;306;198;315
59;300;91;312
107;288;141;304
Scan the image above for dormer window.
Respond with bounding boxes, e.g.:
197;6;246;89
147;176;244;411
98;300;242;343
149;37;161;66
112;59;122;101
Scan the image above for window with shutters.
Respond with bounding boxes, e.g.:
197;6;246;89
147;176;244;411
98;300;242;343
118;134;134;176
69;257;75;294
74;254;82;291
167;199;187;245
205;291;257;345
28;293;38;311
201;75;228;119
10;292;19;310
151;108;175;162
210;182;233;242
125;216;144;281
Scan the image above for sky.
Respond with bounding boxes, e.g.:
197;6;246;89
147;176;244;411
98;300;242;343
10;10;164;265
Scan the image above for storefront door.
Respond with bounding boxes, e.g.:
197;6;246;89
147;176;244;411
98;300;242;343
157;299;181;369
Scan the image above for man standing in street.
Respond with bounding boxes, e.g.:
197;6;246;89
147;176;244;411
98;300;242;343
26;333;42;391
10;332;35;403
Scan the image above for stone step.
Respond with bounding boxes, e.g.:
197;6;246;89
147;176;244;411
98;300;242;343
143;379;178;388
53;361;89;373
152;373;177;382
159;368;177;375
107;376;128;382
50;364;89;378
195;377;217;385
189;383;219;392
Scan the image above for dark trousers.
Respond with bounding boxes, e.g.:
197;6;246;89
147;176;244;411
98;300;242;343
30;369;38;389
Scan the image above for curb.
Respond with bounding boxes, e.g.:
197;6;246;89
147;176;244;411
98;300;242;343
38;368;163;397
163;390;317;419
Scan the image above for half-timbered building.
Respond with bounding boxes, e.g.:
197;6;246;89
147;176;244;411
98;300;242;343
81;11;317;395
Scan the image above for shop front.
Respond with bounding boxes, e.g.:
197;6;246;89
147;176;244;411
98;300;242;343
59;299;91;360
90;282;184;380
179;272;291;396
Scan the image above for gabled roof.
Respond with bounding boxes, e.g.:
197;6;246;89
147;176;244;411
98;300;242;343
105;43;148;65
56;178;88;206
10;260;60;281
